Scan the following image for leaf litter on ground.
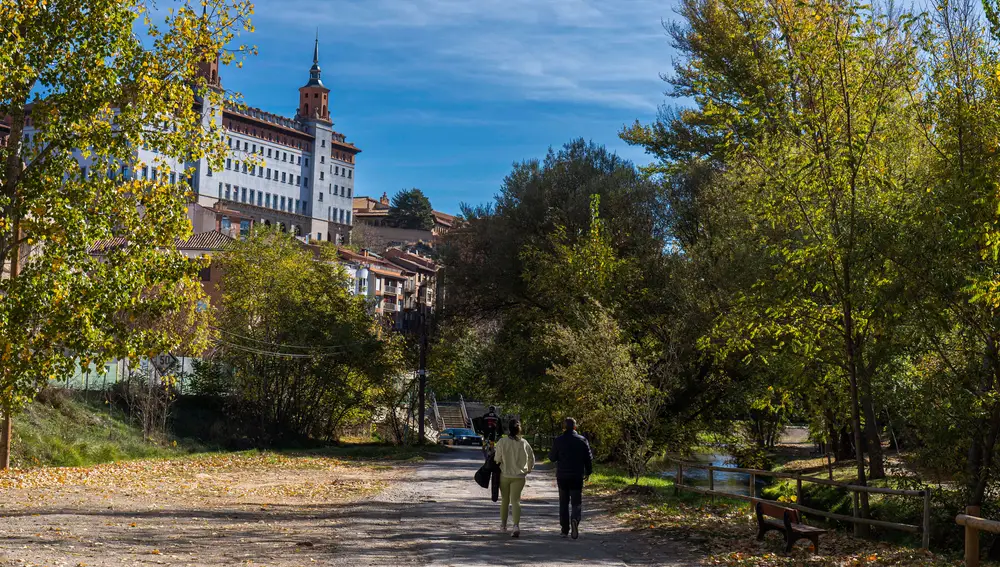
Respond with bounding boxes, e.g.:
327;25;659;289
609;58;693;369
593;485;967;567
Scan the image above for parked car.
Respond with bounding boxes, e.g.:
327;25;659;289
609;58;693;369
438;428;482;446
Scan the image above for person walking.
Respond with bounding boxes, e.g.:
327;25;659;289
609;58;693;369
548;417;593;539
494;419;535;537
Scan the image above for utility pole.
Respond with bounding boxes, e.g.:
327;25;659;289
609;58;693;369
417;305;428;445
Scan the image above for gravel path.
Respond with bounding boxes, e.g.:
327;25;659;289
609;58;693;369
0;448;696;566
336;447;697;566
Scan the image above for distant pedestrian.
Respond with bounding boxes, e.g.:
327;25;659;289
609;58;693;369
548;417;593;539
494;419;535;537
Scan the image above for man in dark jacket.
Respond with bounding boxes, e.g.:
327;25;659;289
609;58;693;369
548;417;593;539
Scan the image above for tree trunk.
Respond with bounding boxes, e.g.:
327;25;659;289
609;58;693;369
968;334;1000;506
844;304;871;537
860;376;885;479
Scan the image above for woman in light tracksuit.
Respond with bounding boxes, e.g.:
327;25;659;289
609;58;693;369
493;419;535;537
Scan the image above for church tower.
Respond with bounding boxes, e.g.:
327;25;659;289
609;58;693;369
298;35;331;123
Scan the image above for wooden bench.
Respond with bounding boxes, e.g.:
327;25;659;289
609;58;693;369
755;500;827;553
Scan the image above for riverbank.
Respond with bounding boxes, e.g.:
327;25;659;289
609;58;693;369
589;464;967;566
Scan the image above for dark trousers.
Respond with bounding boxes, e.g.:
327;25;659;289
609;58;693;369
557;477;584;532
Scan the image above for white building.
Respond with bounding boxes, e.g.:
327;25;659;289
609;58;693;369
24;38;361;244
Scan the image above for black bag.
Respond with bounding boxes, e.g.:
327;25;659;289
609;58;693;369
474;462;490;488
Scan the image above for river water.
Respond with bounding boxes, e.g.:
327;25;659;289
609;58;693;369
658;452;767;498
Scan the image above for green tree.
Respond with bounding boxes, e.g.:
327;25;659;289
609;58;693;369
628;0;928;530
210;230;404;443
389;189;435;231
0;0;253;465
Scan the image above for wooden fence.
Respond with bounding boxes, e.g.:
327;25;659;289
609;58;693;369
956;506;1000;567
669;458;932;549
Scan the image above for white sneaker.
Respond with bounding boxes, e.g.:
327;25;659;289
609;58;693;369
512;524;520;538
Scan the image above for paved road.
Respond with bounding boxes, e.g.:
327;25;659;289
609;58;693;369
330;447;696;566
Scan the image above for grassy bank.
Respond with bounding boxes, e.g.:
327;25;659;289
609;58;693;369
588;464;966;566
7;389;447;470
11;390;199;468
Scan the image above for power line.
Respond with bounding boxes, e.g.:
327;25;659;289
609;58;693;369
210;325;366;354
211;337;364;359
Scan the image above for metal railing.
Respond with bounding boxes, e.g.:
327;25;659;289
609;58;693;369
430;391;443;431
384;285;400;295
957;506;1000;566
459;395;471;429
670;458;932;549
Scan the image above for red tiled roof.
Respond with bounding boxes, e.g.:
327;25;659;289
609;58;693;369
384;249;438;273
338;248;414;275
90;231;234;254
176;231;235;251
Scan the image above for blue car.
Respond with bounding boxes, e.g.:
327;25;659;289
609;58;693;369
439;428;482;446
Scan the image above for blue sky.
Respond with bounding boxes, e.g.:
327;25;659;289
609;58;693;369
219;0;677;215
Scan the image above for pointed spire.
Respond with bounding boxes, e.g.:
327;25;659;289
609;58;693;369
313;29;319;65
305;33;325;88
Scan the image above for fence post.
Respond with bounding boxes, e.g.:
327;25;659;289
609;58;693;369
922;489;931;550
966;505;981;567
852;490;861;537
796;475;803;505
675;463;682;496
708;467;715;502
827;454;833;480
750;472;756;502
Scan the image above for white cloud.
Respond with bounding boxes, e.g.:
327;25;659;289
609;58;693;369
251;0;674;111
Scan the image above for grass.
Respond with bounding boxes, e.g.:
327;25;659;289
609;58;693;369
7;389;449;470
10;390;200;468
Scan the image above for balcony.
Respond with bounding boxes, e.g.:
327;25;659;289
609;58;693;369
405;279;416;293
384;285;401;296
381;300;400;313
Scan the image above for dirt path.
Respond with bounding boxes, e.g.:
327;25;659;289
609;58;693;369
0;448;696;566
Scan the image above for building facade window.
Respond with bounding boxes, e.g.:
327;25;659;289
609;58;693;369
224;184;231;199
281;196;286;210
241;187;247;202
281;172;286;182
346;211;351;225
257;192;263;207
218;182;223;199
265;193;270;208
226;158;231;170
320;172;324;180
319;192;323;202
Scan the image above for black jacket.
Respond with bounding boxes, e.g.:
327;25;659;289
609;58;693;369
549;431;593;480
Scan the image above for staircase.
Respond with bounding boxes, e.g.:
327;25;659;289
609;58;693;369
437;403;467;430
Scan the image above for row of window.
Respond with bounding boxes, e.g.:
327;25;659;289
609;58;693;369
219;158;307;188
219;183;308;215
333;165;352;178
317;184;352;203
94;164;182;185
227;137;308;167
327;206;351;225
